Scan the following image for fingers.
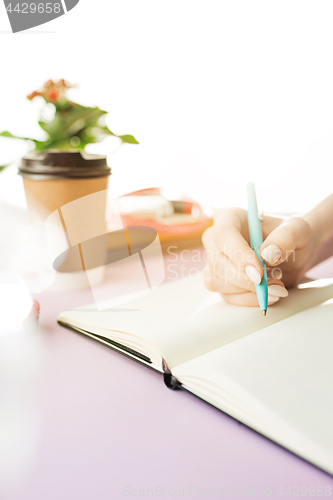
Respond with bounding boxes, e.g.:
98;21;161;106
267;283;288;297
260;216;311;266
203;229;257;292
222;292;281;307
203;266;249;294
206;208;264;285
221;277;288;306
202;208;303;307
204;266;288;300
214;210;263;283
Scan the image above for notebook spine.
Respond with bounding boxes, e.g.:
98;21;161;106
162;359;181;390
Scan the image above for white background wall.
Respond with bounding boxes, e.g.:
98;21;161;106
1;0;333;213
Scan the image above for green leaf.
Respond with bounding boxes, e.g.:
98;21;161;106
100;126;115;137
42;139;85;150
33;141;54;150
0;131;48;149
100;126;139;144
118;134;139;145
38;104;107;142
0;130;35;141
1;104;138;158
0;163;11;172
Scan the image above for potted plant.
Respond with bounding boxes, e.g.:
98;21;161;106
0;78;139;216
0;79;139;290
0;78;138;167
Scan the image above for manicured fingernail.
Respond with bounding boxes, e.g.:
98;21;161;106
261;245;282;264
268;294;280;303
268;285;288;297
245;265;261;284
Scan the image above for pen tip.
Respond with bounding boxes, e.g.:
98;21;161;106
262;310;267;316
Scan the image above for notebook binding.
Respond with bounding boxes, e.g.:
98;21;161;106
162;359;181;390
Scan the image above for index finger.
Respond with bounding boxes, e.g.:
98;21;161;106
214;208;264;285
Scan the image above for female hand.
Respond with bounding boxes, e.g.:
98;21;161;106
202;207;314;307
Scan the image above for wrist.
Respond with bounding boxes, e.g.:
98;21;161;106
302;211;326;247
302;194;333;248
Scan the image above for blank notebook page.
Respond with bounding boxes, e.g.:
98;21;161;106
174;299;333;456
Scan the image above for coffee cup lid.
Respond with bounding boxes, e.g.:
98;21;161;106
19;150;111;180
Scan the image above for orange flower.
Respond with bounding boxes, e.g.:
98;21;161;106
27;90;40;100
27;79;72;103
47;89;59;102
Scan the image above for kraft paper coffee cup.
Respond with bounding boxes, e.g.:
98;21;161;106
19;150;111;217
19;151;111;290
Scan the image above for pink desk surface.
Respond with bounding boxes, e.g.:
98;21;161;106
2;249;333;500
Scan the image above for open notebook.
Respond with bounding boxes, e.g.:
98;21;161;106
58;274;333;475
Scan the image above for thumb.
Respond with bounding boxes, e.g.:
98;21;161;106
260;216;311;265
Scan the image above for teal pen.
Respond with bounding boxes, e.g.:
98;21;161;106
246;182;268;315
